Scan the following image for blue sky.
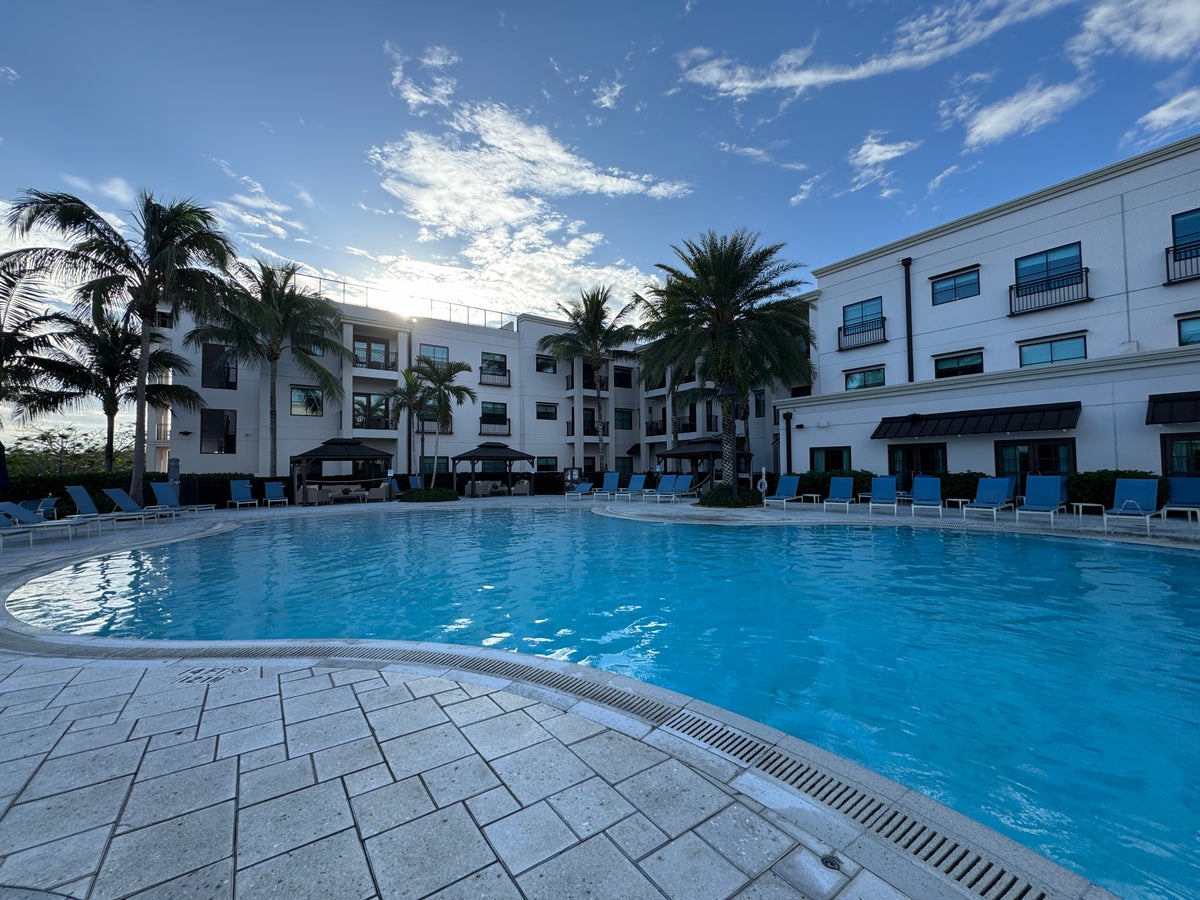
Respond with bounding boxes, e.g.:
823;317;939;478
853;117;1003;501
2;0;1199;322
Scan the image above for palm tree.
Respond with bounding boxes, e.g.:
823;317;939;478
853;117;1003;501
636;230;813;489
16;307;204;472
3;189;234;502
0;264;73;424
185;260;349;477
387;368;430;481
411;355;475;488
537;286;638;471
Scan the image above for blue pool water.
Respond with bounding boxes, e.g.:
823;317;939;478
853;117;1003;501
6;507;1199;898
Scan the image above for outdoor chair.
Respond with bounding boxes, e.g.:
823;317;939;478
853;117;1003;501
592;472;621;500
20;497;59;520
1162;476;1200;524
823;476;855;513
1015;476;1067;528
763;474;801;509
227;479;258;509
909;476;943;518
657;474;697;503
263;482;289;507
151;481;217;514
868;476;899;515
641;474;677;500
1103;478;1161;535
65;485;146;528
615;473;646;500
0;501;94;541
0;516;34;554
104;487;180;521
961;478;1014;522
565;482;593;499
409;475;423;490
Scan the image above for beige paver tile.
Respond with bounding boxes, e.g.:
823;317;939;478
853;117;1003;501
330;667;383;687
52;694;130;725
239;755;315;807
433;687;470;705
379;722;474;780
197;696;280;738
366;803;494;898
350;775;434;838
489;739;595;805
0;823;110;891
607;810;669;859
20;738;147;802
145;726;199;752
517;833;662;900
236;827;375;898
0;706;60;736
204;676;279;709
355;683;414;712
216;719;285;759
464;785;519;826
349;675;388;693
343;762;393;797
119;757;238;829
0;722;70;764
129;704;203;739
0;752;42;798
491;690;536;712
125;858;232;900
461;710;550;760
427;862;522;899
696;803;796;877
537;710;607;745
365;695;448;741
0;776;132;854
119;684;206;722
617;759;733;838
46;673;140;708
484;801;577;874
548;775;636;839
442;695;504;727
571;730;669;783
313;734;384;781
404;675;460;698
641;830;749;899
236;743;288;773
421;753;501;807
279;673;333;697
50;720;135;758
282;684;358;723
236;779;353;868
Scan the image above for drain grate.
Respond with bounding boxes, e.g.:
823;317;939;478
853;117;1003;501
661;710;1049;900
173;665;250;684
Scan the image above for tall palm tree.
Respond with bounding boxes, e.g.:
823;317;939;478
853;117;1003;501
3;189;234;502
636;230;813;488
537;286;638;471
16;307;203;472
185;260;349;477
411;355;475;488
387;368;430;480
0;265;72;424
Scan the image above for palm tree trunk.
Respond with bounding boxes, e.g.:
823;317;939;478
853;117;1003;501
129;320;153;504
594;355;606;471
431;430;440;489
104;412;116;474
268;359;279;478
720;397;735;486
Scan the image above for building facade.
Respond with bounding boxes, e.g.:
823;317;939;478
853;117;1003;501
778;134;1200;487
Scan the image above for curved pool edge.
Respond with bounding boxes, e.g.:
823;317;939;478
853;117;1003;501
0;504;1119;899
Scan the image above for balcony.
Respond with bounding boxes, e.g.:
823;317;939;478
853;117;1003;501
479;368;511;387
353;351;399;372
417;418;452;435
838;316;887;350
155;423;171;440
1166;242;1200;284
1009;269;1090;315
645;421;667;436
353;416;393;430
567;421;608;437
479;417;511;436
674;417;697;433
705;414;720;432
565;374;608;392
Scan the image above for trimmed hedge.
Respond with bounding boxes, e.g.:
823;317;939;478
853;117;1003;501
697;484;764;508
1066;469;1166;509
399;487;460;503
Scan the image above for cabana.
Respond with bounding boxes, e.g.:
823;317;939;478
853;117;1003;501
655;436;753;488
289;438;393;505
451;442;536;497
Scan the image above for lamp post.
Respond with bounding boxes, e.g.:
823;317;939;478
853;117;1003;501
717;379;737;498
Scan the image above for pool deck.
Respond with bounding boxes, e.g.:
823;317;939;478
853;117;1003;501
0;496;1172;899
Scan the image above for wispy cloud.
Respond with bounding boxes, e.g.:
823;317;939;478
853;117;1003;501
0;66;18;85
211;159;310;243
789;175;823;205
958;79;1089;150
59;174;136;206
593;79;625;109
1124;87;1200;147
718;142;773;164
1070;0;1200;65
385;42;460;113
847;132;922;195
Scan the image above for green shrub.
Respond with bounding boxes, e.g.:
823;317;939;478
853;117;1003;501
1067;470;1166;509
399;487;460;503
794;469;877;499
941;471;988;502
697;484;764;508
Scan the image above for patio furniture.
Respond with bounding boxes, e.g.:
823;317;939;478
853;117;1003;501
1103;478;1161;535
366;482;390;501
961;478;1014;522
909;476;943;518
592;472;621;500
565;482;593;499
868;476;899;515
615;474;647;501
151;481;217;514
1015;476;1068;528
263;482;289;507
103;487;180;521
65;485;147;528
228;479;258;509
1162;476;1200;523
409;475;423;490
20;497;58;520
641;474;677;501
0;516;34;554
823;476;855;513
763;474;801;509
0;501;94;541
655;474;697;503
304;485;332;505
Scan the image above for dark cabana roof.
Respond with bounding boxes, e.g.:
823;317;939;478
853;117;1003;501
451;442;535;464
870;401;1082;440
290;438;393;463
656;437;751;460
1146;391;1200;425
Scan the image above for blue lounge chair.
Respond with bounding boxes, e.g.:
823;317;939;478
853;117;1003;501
1162;476;1200;524
823;476;856;512
0;516;34;554
763;474;801;509
656;474;696;503
1015;476;1067;528
909;476;943;518
615;473;647;500
961;478;1013;522
868;476;899;515
66;485;145;528
0;501;94;541
565;482;593;500
19;497;58;520
592;472;621;500
409;475;423;490
104;487;180;521
151;481;217;514
264;482;288;507
1103;478;1161;535
228;479;258;509
641;474;677;501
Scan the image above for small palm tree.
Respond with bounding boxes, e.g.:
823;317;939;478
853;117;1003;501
411;356;475;488
16;307;203;472
186;260;350;477
0;265;72;424
3;189;234;502
387;368;430;482
637;230;813;488
537;286;638;471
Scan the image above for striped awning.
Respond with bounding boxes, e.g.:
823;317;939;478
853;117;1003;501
871;401;1082;440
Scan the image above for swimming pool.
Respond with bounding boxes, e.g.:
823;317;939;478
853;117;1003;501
6;506;1198;898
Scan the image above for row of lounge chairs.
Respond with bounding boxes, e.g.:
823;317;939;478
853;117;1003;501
566;473;697;503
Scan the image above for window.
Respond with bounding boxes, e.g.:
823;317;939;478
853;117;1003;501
1162;433;1200;476
536;456;558;472
1179;316;1200;345
1173;208;1200;255
535;355;557;374
931;268;980;306
480;461;507;474
934;351;983;378
1019;335;1086;367
481;401;507;423
839;297;885;349
888;443;947;492
354;339;388;369
301;343;325;357
810;446;850;472
845;367;884;390
615;457;633;475
200;409;236;454
352;393;391;429
754;391;765;418
536;403;558;420
995;439;1075;479
480;352;507;376
1015;242;1082;295
844;297;882;328
583;456;595;472
155;310;174;329
614;409;633;430
201;344;237;389
418;344;448;364
614;366;633;388
790;385;812;398
420;456;450;474
290;387;323;416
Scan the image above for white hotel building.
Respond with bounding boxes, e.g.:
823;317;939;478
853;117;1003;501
777;134;1200;488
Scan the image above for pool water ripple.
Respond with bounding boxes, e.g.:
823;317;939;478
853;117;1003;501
6;506;1199;898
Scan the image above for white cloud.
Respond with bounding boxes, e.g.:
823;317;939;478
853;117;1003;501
593;79;625;109
718;142;773;164
211;159;310;244
58;174;136;206
847;132;922;194
1070;0;1200;65
1125;87;1200;145
0;66;18;85
961;80;1089;150
292;185;315;208
789;175;823;205
385;42;459;113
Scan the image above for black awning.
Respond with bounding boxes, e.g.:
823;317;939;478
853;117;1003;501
625;444;640;457
1146;391;1200;425
871;401;1082;440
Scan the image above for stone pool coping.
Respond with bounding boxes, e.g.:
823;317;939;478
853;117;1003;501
0;498;1137;899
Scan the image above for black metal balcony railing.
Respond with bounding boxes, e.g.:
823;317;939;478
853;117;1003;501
417;418;452;434
479;369;511;387
674;417;697;433
353;351;400;372
479;417;511;436
1009;268;1090;315
583;421;608;437
565;374;609;391
353;416;392;430
1166;242;1200;284
705;415;720;432
838;316;887;350
645;421;667;436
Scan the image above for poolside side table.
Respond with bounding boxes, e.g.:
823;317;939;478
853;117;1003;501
945;498;970;510
800;493;821;504
1071;502;1105;518
857;492;872;503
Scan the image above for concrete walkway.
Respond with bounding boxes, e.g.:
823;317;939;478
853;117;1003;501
0;498;1154;899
